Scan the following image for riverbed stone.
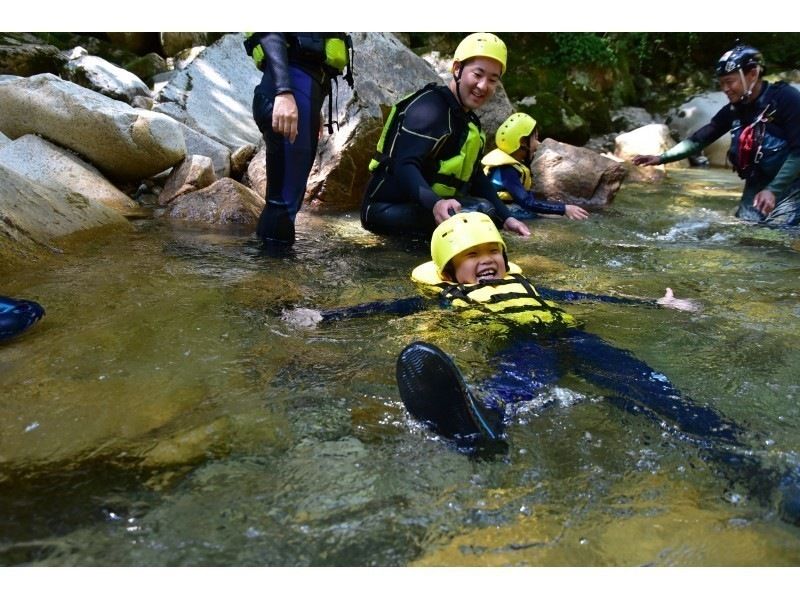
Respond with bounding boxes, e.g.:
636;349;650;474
178;122;231;179
158;154;217;205
161;177;265;225
0;73;186;181
0;134;140;215
614;124;688;182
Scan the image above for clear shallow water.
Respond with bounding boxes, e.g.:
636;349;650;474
2;168;800;565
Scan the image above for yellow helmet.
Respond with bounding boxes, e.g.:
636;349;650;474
453;32;507;76
495;113;537;155
431;212;506;276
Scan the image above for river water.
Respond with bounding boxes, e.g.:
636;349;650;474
2;168;800;566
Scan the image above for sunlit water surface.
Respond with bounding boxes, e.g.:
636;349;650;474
2;169;800;565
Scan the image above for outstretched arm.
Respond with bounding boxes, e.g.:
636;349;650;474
537;286;699;312
283;296;431;328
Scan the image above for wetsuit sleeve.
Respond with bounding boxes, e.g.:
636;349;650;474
497;166;565;215
319;297;429;322
660;112;730;163
258;33;293;95
470;168;512;222
537;287;654;306
766;150;800;196
766;86;800;195
659;138;705;163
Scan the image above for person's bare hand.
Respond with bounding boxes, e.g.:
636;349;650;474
272;93;298;143
503;216;530;237
564;204;589;220
632;155;661;167
753;189;776;215
656;287;700;312
433;198;462;224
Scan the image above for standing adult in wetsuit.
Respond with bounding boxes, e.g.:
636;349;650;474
633;43;800;226
247;33;353;245
361;32;530;238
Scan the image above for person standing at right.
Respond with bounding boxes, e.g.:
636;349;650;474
633;43;800;226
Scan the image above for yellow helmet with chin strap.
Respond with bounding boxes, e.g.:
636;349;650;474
453;32;507;76
431;212;507;276
496;113;537;155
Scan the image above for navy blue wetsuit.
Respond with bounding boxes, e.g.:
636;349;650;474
488;165;567;218
361;85;512;236
252;33;328;244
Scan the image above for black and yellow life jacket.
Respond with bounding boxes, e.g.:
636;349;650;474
410;261;577;329
369;84;486;198
481;148;533;203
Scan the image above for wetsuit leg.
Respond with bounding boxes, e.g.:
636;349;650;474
477;338;562;413
360;191;437;237
254;66;323;244
559;328;742;444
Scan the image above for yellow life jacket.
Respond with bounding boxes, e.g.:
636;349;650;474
369;84;486;199
481;148;533;203
410;261;577;329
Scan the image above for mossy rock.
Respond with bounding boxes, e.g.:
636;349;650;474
563;79;613;134
519;91;590;146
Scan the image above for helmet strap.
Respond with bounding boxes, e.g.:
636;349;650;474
452;63;466;108
738;66;761;103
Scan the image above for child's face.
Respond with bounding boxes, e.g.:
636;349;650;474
451;242;507;284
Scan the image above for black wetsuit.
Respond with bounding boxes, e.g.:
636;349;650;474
251;33;329;243
361;84;512;236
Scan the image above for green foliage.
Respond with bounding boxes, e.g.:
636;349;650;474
541;33;617;68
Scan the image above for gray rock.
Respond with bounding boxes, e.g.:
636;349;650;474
178;122;231;179
0;161;130;255
0;134;139;215
61;47;152;104
158;155;217;205
666;91;730;167
0;73;186;181
0;40;66;77
153;33;262;151
306;32;442;209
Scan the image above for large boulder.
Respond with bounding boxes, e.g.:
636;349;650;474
161;178;264;226
0;73;186;181
531;138;627;207
665;91;730;167
614;124;689;181
0;134;139;215
152;33;262;151
305;32;447;209
0;162;130;260
60;46;152;104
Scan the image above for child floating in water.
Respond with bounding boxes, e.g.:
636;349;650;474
284;212;800;524
482;113;589;221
